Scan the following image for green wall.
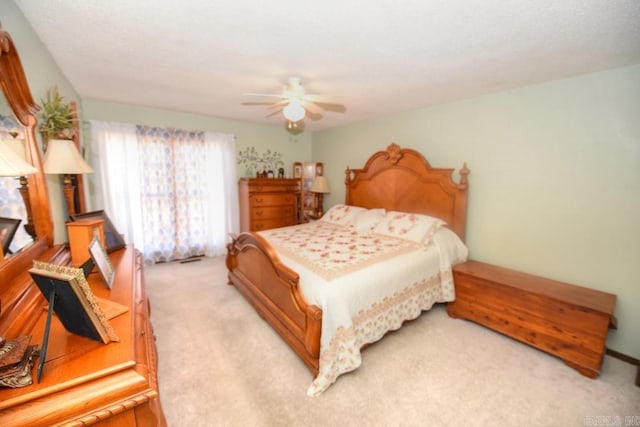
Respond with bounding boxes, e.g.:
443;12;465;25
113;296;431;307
312;65;640;359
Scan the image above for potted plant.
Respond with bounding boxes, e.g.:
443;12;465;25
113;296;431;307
38;86;76;146
237;146;284;177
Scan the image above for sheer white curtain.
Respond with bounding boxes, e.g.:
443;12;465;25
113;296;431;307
89;121;144;252
89;120;238;264
203;131;240;255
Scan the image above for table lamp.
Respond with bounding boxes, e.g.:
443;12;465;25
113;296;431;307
43;139;93;217
0;139;38;256
309;175;330;216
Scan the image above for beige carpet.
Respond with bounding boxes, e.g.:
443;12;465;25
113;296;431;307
145;256;639;427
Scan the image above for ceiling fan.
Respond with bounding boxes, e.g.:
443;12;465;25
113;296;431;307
243;77;344;128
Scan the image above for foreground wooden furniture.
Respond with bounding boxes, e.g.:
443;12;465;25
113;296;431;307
447;260;617;378
238;178;301;232
0;246;166;426
227;143;469;374
0;26;165;425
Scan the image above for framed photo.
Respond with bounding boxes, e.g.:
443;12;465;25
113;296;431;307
0;217;21;255
29;260;118;344
70;210;125;252
88;236;115;289
293;162;302;178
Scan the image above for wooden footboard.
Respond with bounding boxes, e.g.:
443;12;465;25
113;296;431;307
226;232;322;375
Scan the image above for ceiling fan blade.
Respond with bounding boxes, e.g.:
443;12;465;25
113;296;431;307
243;92;286;99
301;101;322;115
265;108;283;118
312;101;346;113
241;101;280;106
242;100;289;109
268;100;289;108
305;110;323;121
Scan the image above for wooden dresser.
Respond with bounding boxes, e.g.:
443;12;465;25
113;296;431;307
0;244;166;426
239;178;301;232
447;260;616;379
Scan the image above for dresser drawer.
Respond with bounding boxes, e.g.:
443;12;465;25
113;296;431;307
252;217;297;231
248;182;299;193
250;193;296;207
250;205;296;220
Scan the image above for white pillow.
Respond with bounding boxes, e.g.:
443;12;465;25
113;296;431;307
432;227;469;264
353;208;386;234
372;211;445;245
321;204;367;227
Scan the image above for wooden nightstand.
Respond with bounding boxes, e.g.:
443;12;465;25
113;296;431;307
447;260;617;379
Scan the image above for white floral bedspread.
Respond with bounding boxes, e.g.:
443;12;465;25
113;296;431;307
258;222;465;396
260;221;421;281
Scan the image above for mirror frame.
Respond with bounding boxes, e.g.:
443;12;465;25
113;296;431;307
0;29;53;252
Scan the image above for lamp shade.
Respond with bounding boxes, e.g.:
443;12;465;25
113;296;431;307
283;100;306;122
310;176;330;193
0;138;38;176
43;139;94;174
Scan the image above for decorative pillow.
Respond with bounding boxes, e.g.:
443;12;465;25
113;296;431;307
353;208;386;234
372;211;445;245
321;204;367;227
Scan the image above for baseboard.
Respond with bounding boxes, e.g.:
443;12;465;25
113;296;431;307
606;348;640;387
606;348;639;366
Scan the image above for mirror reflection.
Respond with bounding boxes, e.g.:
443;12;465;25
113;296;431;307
0;100;34;257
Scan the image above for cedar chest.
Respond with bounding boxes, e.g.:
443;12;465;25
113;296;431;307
447;260;617;378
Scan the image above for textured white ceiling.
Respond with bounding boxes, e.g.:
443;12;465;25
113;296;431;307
15;0;640;131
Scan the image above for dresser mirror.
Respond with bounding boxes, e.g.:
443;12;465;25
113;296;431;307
0;27;53;276
1;105;34;255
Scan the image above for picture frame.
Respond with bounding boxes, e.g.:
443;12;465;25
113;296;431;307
29;260;118;344
88;236;115;289
70;210;125;252
293;162;302;178
0;217;21;255
29;260;120;381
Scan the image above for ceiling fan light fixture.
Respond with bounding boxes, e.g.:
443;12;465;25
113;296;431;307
283;100;305;122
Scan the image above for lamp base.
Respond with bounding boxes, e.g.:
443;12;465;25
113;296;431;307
16;176;36;239
63;175;76;217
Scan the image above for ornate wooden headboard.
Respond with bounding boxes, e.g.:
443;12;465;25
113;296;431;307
345;143;470;240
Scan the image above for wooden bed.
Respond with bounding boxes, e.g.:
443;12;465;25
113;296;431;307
226;143;469;380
